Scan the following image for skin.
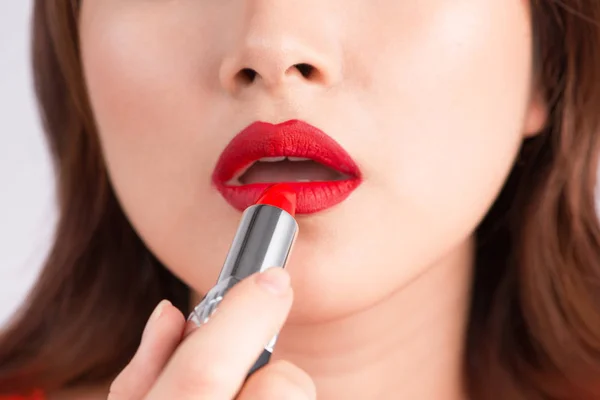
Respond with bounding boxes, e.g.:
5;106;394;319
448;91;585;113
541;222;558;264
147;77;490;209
72;0;547;398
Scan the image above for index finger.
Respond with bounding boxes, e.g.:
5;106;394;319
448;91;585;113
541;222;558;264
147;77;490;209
146;267;293;400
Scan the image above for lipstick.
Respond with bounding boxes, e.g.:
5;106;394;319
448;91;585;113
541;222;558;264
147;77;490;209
188;184;299;376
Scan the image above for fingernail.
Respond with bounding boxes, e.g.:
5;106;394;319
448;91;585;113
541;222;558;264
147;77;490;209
256;267;290;295
150;300;171;323
143;300;171;339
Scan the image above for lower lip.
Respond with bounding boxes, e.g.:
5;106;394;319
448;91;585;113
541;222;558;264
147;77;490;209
214;180;361;214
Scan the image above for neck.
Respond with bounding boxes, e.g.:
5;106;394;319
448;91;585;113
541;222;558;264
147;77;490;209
273;238;474;400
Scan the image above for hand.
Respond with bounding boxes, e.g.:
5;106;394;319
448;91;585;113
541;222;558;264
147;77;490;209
108;268;316;400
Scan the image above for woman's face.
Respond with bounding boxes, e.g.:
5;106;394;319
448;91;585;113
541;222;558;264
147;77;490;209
79;1;545;322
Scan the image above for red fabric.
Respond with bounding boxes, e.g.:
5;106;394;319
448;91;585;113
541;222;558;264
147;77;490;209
0;390;44;400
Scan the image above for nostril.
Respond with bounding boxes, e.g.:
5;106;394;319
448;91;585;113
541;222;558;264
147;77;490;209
294;63;315;78
239;68;257;83
233;64;318;88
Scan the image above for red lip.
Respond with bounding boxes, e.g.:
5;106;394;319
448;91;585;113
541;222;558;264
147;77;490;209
212;119;362;214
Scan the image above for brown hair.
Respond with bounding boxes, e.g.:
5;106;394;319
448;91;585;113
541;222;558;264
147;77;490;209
1;1;600;398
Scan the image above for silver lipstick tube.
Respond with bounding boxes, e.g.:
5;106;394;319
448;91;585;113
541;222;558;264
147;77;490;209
188;203;298;371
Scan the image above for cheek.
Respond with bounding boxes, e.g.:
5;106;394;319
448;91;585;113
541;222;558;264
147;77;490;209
79;5;217;149
78;3;234;290
360;0;532;248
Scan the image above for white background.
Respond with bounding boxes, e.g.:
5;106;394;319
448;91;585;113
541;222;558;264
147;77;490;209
2;3;600;328
0;1;57;327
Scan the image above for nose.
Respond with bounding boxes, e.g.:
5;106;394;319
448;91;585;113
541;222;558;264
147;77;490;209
218;1;342;95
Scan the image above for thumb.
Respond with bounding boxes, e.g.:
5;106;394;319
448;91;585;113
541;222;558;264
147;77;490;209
108;300;186;400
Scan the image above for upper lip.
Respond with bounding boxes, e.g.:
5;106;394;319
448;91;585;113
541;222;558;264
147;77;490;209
212;119;361;185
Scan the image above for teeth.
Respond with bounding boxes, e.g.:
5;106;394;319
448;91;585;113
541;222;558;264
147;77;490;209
287;157;311;162
259;156;286;162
